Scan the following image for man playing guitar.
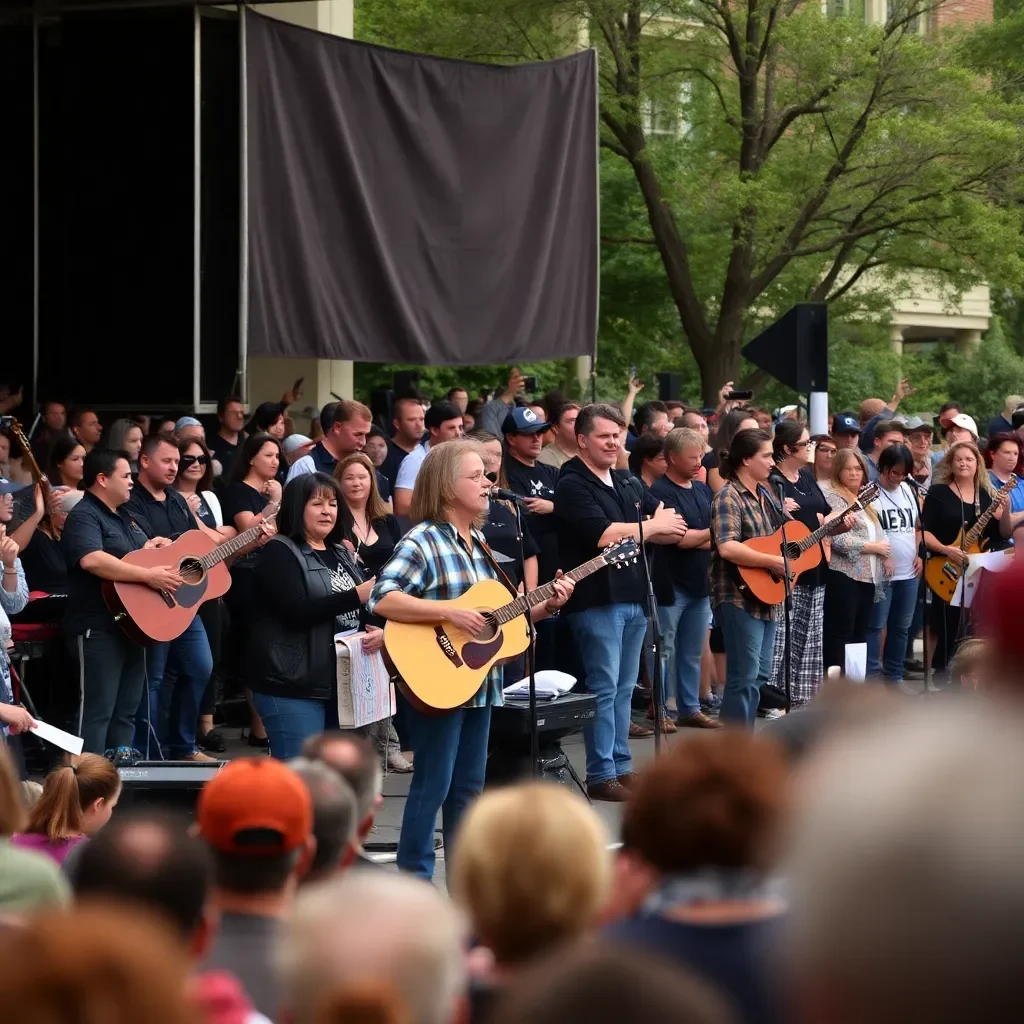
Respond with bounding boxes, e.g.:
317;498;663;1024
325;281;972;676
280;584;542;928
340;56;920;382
367;438;573;880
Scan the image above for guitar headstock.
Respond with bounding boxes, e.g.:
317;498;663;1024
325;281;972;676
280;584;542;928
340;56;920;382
856;483;880;508
605;538;639;568
263;501;281;522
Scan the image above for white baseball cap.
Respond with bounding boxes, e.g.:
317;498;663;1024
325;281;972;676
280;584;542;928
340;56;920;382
949;413;978;438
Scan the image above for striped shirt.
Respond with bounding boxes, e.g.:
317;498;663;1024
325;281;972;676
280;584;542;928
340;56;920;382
367;520;504;708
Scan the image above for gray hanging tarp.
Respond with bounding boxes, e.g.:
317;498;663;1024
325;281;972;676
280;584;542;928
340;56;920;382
245;12;598;365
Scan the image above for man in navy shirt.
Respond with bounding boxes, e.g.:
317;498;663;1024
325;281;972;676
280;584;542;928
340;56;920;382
124;434;220;762
61;448;180;759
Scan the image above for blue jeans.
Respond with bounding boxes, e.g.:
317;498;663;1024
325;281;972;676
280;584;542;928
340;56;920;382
866;577;919;682
134;616;213;759
251;692;337;761
717;603;777;729
398;702;492;879
569;602;647;784
658;589;711;719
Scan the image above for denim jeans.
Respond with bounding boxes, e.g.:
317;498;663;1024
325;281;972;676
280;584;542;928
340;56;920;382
68;628;146;755
251;691;338;761
569;602;647;784
134;616;213;759
716;603;777;729
866;577;919;682
398;702;492;879
658;588;711;719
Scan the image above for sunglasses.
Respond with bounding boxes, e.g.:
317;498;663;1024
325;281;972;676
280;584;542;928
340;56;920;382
180;454;209;468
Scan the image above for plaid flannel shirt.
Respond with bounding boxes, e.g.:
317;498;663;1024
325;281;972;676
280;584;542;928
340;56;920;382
367;520;505;708
709;480;782;623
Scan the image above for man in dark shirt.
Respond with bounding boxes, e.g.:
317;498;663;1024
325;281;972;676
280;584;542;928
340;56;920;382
124;434;218;761
379;395;425;490
61;448;180;758
650;428;720;729
211;395;246;479
554;404;688;802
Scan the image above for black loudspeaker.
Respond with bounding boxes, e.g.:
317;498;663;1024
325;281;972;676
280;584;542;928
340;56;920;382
392;371;421;395
657;372;682;402
370;387;393;431
742;303;828;392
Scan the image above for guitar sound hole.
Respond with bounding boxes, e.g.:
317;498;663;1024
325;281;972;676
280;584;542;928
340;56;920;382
784;543;801;561
178;557;205;586
473;613;498;643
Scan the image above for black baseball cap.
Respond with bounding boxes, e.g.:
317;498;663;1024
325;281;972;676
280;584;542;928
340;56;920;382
832;412;860;435
502;407;550;435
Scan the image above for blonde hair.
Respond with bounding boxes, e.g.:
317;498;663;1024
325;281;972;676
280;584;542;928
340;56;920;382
26;753;120;841
933;441;993;500
450;782;612;966
664;427;704;459
831;448;878;522
409;438;488;527
334;452;388;523
0;743;26;836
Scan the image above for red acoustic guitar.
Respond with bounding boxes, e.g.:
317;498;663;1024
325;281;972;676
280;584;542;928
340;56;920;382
735;484;878;606
103;503;279;644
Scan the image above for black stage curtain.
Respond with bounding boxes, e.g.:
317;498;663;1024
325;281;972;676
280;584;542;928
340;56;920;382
246;12;598;366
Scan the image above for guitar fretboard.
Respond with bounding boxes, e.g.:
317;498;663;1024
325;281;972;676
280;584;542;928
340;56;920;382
960;475;1016;552
198;516;276;569
491;553;610;625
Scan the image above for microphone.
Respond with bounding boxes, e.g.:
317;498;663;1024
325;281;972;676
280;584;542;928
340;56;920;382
488;486;529;507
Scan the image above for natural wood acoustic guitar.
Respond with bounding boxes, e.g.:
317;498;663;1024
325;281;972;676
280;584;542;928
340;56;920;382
383;538;639;711
103;502;279;644
736;484;879;606
925;474;1016;604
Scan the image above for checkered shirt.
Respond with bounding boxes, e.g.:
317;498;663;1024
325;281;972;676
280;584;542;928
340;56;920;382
367;520;504;708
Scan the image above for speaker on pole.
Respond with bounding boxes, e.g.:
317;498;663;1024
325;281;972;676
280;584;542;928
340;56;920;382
657;372;682;402
742;303;829;434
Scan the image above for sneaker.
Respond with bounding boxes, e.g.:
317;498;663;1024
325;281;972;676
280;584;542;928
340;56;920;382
898;680;924;697
105;746;142;767
386;747;414;773
700;692;722;711
761;708;786;721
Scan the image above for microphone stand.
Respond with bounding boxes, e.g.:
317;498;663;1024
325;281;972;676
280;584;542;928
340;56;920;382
774;480;794;713
631;484;663;757
906;476;931;695
510;498;541;776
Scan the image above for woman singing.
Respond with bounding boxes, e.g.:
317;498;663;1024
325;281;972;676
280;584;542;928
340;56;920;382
821;449;887;673
248;473;375;759
922;441;1007;674
709;429;783;728
767;421;831;705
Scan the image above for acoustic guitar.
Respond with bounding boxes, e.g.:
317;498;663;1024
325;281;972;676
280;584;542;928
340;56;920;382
925;474;1016;604
383;538;639;711
7;419;58;538
736;484;879;606
103;502;279;645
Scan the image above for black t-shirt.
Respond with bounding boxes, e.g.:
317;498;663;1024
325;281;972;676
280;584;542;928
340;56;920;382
769;467;830;589
351;514;403;577
19;529;68;594
921;483;1004;550
124;482;195;541
503;455;561;583
211;433;241;479
313;546;363;633
702;449;718;472
221;482;269;569
60;491;150;633
481;499;539;591
650;475;713;598
379;440;413;490
554;458;656;611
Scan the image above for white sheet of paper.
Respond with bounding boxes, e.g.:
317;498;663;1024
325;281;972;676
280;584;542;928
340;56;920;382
30;719;84;755
951;550;1013;609
845;642;867;682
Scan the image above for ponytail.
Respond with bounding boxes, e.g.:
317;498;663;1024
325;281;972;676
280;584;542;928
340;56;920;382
719;429;772;482
313;983;410;1024
25;754;121;841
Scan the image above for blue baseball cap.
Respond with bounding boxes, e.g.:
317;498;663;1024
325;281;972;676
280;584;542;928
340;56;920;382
0;477;26;496
502;407;550;435
832;412;860;436
174;416;203;432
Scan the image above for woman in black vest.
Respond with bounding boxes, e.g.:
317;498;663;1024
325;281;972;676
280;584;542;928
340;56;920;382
248;472;375;760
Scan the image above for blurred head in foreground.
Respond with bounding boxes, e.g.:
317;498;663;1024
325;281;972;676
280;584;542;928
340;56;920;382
782;702;1024;1024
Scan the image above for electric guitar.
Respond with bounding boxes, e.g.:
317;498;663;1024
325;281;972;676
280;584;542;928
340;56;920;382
736;484;879;606
383;538;639;711
925;475;1016;603
103;502;279;644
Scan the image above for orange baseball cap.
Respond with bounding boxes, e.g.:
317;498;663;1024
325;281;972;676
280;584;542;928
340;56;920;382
197;758;312;855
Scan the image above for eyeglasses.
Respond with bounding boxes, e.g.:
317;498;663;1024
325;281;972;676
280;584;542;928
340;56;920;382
180;454;209;468
816;446;837;456
792;440;810;449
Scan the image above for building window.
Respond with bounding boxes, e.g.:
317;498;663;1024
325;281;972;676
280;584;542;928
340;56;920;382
643;80;693;137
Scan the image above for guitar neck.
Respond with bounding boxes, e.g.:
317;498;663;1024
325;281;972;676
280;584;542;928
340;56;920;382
794;497;862;552
961;485;1008;550
199;522;267;568
492;553;609;625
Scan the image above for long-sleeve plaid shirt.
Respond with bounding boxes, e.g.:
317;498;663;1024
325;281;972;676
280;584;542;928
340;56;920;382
709;480;782;622
367;520;505;708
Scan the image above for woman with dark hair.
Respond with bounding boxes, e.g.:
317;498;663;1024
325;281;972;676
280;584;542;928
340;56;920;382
244;402;287;485
986;433;1024;539
221;431;282;748
705;409;759;493
767;420;832;706
105;419;144;474
46;436;86;490
248;472;375;758
709;428;784;727
334;452;401;580
175;436;237;753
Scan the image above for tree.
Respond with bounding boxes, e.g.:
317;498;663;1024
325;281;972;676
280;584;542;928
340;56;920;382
357;0;1024;402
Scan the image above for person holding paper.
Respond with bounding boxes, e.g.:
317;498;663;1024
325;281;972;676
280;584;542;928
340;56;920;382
247;472;375;760
0;488;31;739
